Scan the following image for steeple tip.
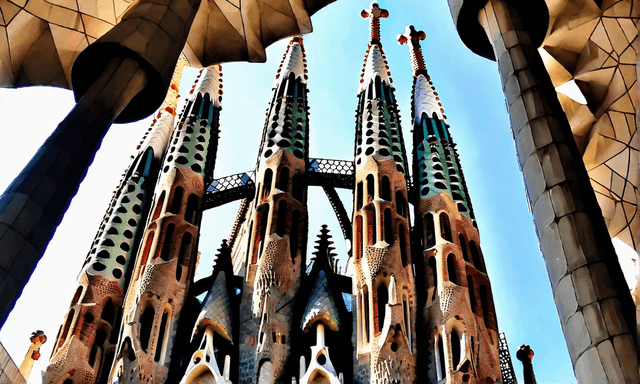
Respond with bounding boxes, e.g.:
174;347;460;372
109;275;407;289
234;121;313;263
361;2;388;45
397;25;427;74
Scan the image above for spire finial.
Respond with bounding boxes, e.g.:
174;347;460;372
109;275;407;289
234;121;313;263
397;25;426;74
361;2;388;45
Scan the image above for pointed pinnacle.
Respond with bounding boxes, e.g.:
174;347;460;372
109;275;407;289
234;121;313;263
397;25;426;74
361;2;388;45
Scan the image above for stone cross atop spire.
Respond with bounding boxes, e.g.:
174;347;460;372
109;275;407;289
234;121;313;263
397;25;427;74
360;2;388;45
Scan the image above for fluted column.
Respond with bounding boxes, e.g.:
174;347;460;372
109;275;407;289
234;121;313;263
447;0;638;381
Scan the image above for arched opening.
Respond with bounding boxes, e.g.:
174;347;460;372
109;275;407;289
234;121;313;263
377;284;388;333
447;254;457;285
381;176;391;201
292;175;303;202
140;306;155;352
384;208;393;244
99;350;114;384
363;285;370;343
169;186;184;214
480;286;491;329
89;329;106;367
470;241;483;271
257;204;270;260
399;224;407;267
58;309;75;352
176;232;193;281
245;224;253;268
290;211;301;262
185;194;199;224
427;257;437;289
366;174;375;202
151;191;165;221
371;208;377;244
356;182;363;210
355;215;363;260
451;330;461;370
102;299;115;325
277;167;289;192
439;212;452;242
70;287;83;307
425;213;435;248
437;335;446;380
467;275;476;314
159;224;175;261
262;169;273;199
276;200;287;237
395;191;406;217
154;308;170;362
459;234;469;262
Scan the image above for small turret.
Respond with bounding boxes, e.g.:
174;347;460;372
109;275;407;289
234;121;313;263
19;331;47;381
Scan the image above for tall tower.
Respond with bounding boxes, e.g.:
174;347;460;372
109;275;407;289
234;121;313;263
44;58;186;384
227;36;310;384
398;25;501;383
351;3;416;383
109;65;222;384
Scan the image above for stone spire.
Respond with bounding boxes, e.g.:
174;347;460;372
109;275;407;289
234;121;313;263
351;6;415;383
400;25;475;217
109;65;223;384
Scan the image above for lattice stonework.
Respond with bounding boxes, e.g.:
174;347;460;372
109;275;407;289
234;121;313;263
499;333;518;384
541;0;640;249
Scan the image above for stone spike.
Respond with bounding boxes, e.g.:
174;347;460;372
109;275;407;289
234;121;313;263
159;53;188;116
397;25;427;74
361;2;389;45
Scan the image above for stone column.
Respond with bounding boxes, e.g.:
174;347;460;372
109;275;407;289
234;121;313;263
447;0;638;381
0;0;201;329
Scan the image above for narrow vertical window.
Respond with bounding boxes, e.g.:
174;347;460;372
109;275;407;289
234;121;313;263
355;216;363;260
470;241;484;271
451;330;461;370
395;191;406;217
377;285;388;333
246;224;253;267
290;211;300;262
425;213;435;247
366;174;375;202
277;167;289;192
138;231;154;278
176;232;193;281
399;224;407;267
101;299;115;325
140;306;154;352
258;205;269;260
154;309;169;362
447;254;457;285
160;224;175;261
169;187;183;214
262;169;273;199
437;335;446;380
89;330;106;366
70;287;83;307
58;309;75;352
467;275;476;314
151;191;165;221
439;212;452;242
276;200;287;237
356;182;363;210
292;175;303;202
381;176;391;201
459;234;469;262
428;257;437;290
384;208;393;244
371;208;377;244
185;194;199;224
480;285;490;328
363;285;370;342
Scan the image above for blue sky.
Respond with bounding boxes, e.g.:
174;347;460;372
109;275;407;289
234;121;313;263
0;0;576;382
